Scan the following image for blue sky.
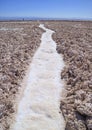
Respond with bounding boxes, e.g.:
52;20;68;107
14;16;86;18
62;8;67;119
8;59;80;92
0;0;92;19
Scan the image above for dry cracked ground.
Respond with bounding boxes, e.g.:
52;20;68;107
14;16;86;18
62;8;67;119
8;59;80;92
0;21;92;130
0;21;44;130
44;21;92;130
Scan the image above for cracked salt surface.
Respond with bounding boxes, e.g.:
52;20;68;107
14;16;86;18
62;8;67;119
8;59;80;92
11;24;65;130
0;27;23;31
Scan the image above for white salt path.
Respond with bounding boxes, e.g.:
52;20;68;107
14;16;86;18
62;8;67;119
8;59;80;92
11;24;65;130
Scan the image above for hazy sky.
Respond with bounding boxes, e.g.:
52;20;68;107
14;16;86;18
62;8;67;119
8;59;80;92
0;0;92;19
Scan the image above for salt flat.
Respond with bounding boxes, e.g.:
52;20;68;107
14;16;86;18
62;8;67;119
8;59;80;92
11;24;65;130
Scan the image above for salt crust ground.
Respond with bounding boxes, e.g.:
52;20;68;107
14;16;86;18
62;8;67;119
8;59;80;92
11;24;65;130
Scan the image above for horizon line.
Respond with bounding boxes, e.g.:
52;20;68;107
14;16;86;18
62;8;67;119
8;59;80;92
0;16;92;21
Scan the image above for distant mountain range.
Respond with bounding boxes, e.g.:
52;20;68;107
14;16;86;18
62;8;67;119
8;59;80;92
0;17;92;21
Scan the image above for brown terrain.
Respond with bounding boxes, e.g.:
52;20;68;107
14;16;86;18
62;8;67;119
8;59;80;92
0;21;92;130
0;21;44;130
44;21;92;130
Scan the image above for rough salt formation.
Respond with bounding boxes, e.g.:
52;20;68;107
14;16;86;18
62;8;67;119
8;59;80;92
0;22;44;130
44;21;92;130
